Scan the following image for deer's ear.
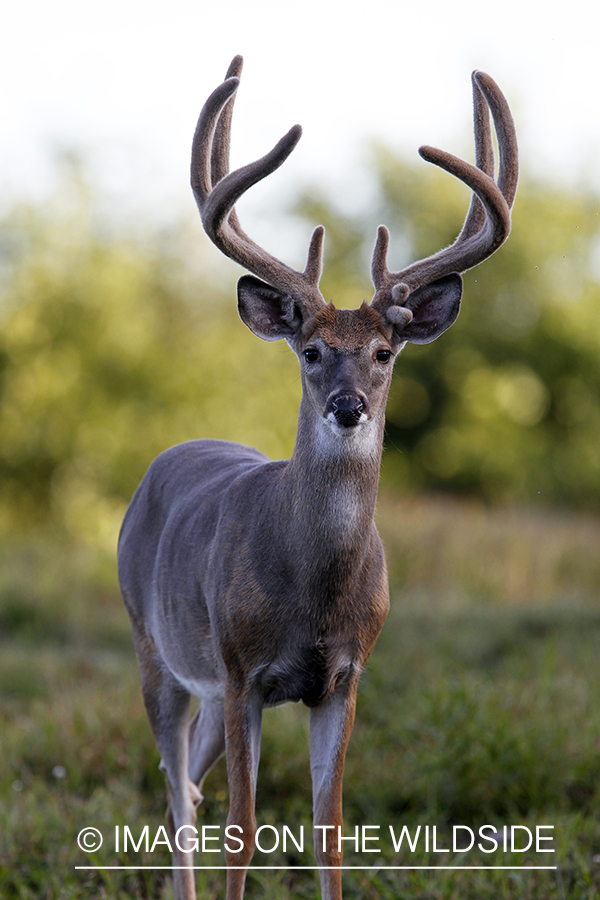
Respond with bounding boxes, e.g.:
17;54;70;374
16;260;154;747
392;274;463;344
237;275;302;341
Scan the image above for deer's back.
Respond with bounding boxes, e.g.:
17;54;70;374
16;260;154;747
118;438;276;598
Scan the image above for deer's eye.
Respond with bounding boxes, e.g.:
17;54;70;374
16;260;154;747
376;349;392;363
304;348;320;363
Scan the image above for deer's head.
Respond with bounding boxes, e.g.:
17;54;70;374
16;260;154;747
191;57;518;441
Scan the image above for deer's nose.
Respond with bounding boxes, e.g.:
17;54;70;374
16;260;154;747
330;394;365;427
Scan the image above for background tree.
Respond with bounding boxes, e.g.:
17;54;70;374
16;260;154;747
0;164;300;549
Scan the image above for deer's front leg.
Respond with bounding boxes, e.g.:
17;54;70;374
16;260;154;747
223;686;263;900
309;677;359;900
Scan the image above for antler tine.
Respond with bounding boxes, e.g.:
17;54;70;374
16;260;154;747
304;225;326;285
210;55;244;186
199;125;303;240
190;75;240;205
458;71;495;241
191;57;325;310
208;56;254;252
371;225;391;293
371;71;518;308
474;71;518;208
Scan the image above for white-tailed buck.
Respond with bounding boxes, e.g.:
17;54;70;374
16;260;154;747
118;56;517;900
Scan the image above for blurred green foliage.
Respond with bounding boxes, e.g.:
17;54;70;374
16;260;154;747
0;164;300;549
1;152;600;549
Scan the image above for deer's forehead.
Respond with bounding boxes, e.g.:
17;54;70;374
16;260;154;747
304;304;390;350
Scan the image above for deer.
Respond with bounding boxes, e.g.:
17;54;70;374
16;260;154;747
117;55;518;900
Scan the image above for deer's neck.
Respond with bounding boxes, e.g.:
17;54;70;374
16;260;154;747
280;398;384;546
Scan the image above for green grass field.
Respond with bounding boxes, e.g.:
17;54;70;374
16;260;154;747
1;494;600;899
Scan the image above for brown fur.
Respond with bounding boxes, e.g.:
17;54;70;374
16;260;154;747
304;302;391;348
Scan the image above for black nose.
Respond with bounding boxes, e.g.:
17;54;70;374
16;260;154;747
331;394;364;427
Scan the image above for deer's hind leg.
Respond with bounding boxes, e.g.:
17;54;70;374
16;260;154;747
188;699;225;799
131;626;199;900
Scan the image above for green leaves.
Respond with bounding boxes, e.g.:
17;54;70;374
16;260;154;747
0;171;300;548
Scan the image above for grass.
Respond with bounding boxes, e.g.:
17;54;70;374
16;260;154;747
1;494;600;898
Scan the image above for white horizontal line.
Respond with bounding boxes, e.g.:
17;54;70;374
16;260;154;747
75;865;558;871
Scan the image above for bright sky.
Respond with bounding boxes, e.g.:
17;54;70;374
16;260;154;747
1;0;597;236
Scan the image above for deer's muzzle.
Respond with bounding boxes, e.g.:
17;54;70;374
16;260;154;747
328;394;366;428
